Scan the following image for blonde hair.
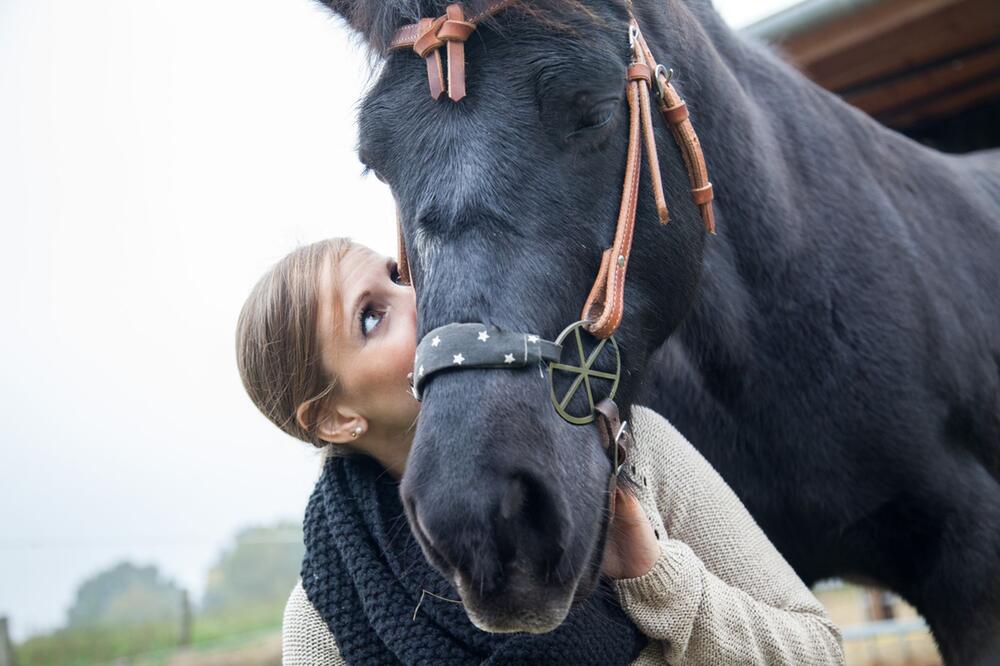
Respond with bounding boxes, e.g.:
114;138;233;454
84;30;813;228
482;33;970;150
236;238;352;448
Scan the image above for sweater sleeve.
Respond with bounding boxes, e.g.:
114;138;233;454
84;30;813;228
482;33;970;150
282;580;346;666
614;408;845;665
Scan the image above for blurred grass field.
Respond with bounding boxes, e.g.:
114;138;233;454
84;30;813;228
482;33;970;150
15;598;284;666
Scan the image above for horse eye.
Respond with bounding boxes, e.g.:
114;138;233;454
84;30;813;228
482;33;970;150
389;262;401;284
569;101;618;138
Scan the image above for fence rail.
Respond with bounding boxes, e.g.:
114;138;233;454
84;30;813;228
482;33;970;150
842;617;929;642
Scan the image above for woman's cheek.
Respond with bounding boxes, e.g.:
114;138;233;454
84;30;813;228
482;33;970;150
394;330;417;379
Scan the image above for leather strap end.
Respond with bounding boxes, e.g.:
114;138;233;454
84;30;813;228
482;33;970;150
426;52;445;100
657;203;670;225
445;4;469;101
692;184;715;233
447;41;466;101
702;204;717;235
636;82;670;227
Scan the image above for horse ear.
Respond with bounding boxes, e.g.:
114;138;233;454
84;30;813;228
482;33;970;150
312;0;403;51
315;0;352;22
313;0;378;43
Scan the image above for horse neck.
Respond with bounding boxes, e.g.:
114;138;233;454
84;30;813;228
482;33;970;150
638;2;899;369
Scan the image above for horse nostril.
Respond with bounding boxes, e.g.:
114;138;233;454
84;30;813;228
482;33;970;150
500;476;527;521
497;477;526;565
408;499;452;572
497;472;568;568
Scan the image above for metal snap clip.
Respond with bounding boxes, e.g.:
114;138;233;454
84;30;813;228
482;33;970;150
654;64;673;102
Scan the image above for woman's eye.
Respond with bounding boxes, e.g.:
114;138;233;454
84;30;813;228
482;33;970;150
360;308;385;336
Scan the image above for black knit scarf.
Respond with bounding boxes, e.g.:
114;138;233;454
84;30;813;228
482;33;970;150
301;454;646;665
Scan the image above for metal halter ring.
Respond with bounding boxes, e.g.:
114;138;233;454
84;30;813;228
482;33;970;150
547;321;622;425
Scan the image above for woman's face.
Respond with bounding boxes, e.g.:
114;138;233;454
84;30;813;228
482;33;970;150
316;244;420;446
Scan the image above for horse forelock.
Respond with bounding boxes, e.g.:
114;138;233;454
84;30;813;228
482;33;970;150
322;0;615;54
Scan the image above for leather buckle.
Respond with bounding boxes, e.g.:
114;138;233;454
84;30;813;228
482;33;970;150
596;399;631;520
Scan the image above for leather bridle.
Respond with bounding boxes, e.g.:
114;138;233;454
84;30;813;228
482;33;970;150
389;1;715;339
389;2;717;504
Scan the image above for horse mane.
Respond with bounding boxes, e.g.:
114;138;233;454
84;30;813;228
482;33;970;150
320;0;608;53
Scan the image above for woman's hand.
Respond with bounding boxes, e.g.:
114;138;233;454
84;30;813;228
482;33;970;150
601;488;662;580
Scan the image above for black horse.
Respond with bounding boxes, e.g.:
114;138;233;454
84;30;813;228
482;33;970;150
319;0;1000;662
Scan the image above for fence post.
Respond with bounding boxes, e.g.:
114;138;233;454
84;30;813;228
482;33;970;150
0;616;15;666
179;589;192;648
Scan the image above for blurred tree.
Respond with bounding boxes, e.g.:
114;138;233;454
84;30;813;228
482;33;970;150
66;562;182;628
200;521;303;612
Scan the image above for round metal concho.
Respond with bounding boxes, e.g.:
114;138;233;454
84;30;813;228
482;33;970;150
547;321;622;425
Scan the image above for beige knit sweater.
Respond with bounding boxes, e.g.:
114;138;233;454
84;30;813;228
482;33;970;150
282;406;845;665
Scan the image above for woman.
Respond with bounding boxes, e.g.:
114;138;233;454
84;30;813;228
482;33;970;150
236;238;845;665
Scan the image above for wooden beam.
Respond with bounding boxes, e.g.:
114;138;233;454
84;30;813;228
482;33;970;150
879;75;1000;127
802;0;1000;92
781;0;964;67
844;44;1000;116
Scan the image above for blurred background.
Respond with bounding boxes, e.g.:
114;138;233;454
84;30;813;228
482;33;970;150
1;0;996;664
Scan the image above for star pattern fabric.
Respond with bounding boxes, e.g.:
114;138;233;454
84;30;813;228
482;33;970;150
411;323;563;400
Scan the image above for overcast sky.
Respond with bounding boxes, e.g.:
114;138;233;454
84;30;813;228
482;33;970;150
0;0;802;641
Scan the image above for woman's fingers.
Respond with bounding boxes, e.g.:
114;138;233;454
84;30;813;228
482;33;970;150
601;489;661;579
614;488;647;527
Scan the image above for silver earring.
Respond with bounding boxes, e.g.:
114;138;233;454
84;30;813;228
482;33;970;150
351;425;363;439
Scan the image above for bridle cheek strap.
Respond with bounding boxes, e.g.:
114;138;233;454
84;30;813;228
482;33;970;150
635;27;717;235
582;20;716;339
581;65;644;339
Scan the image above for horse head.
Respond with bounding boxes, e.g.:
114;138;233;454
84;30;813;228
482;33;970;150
323;0;710;632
